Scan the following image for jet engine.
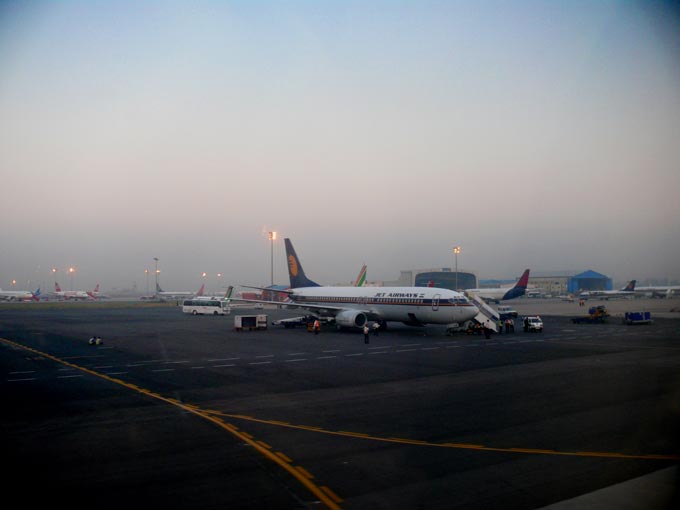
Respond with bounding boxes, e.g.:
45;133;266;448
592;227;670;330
334;310;368;328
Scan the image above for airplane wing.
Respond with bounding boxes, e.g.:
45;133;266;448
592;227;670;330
228;296;379;320
229;296;344;312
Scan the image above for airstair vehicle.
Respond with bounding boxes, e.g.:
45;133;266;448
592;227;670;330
467;294;500;332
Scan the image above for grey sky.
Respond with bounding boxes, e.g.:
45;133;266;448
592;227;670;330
1;1;679;292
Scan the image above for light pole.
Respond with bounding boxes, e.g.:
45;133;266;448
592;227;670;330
68;267;75;291
153;257;159;295
144;269;149;296
268;231;277;287
453;246;461;290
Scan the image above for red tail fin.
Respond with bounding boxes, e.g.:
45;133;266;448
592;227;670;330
55;282;62;292
196;283;205;296
516;269;530;289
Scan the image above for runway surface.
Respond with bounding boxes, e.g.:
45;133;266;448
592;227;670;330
1;303;679;509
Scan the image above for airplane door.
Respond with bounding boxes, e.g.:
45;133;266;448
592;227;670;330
432;294;440;311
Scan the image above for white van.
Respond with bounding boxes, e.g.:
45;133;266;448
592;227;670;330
497;305;518;319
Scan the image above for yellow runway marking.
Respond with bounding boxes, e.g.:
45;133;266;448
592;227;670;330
205;399;680;462
5;335;680;509
0;338;342;510
214;413;680;460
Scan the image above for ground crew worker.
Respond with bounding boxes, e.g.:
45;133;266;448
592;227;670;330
497;319;503;334
363;324;370;344
372;322;380;336
483;321;491;339
313;319;321;335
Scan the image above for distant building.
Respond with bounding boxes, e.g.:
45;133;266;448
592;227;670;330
568;270;612;293
386;268;477;291
528;270;612;295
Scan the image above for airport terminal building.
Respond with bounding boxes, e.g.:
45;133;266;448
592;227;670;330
528;270;612;295
386;268;477;291
383;268;612;295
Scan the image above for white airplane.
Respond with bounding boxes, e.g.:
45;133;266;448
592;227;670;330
88;283;110;299
465;269;531;303
579;280;636;300
234;238;479;329
156;282;205;299
0;287;41;302
633;284;680;299
51;282;96;301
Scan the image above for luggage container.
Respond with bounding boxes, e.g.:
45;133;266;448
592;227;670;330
623;311;652;325
234;314;268;331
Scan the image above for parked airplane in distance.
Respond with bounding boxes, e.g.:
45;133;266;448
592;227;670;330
579;280;636;300
465;269;531;303
88;283;110;299
634;284;680;299
353;264;367;287
51;282;96;301
234;238;479;329
0;287;41;301
156;283;205;299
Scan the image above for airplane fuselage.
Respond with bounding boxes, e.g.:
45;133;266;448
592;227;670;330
289;286;478;325
0;290;35;301
55;290;91;300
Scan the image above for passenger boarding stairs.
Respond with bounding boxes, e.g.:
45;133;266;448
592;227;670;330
466;294;500;333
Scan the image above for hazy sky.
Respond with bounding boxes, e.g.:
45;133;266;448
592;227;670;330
2;1;679;292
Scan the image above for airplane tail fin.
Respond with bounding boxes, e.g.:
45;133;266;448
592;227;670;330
55;282;62;292
32;288;41;302
225;285;234;299
156;282;164;293
196;283;205;296
502;269;530;300
284;238;320;288
516;269;530;289
622;280;636;292
354;264;367;287
94;283;100;293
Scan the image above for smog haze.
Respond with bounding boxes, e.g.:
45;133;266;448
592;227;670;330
2;1;679;293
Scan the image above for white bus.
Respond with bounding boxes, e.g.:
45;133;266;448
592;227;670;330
182;298;230;315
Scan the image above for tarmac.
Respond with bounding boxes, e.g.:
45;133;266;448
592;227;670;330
1;298;678;509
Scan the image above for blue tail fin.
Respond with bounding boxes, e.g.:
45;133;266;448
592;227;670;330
284;238;320;288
